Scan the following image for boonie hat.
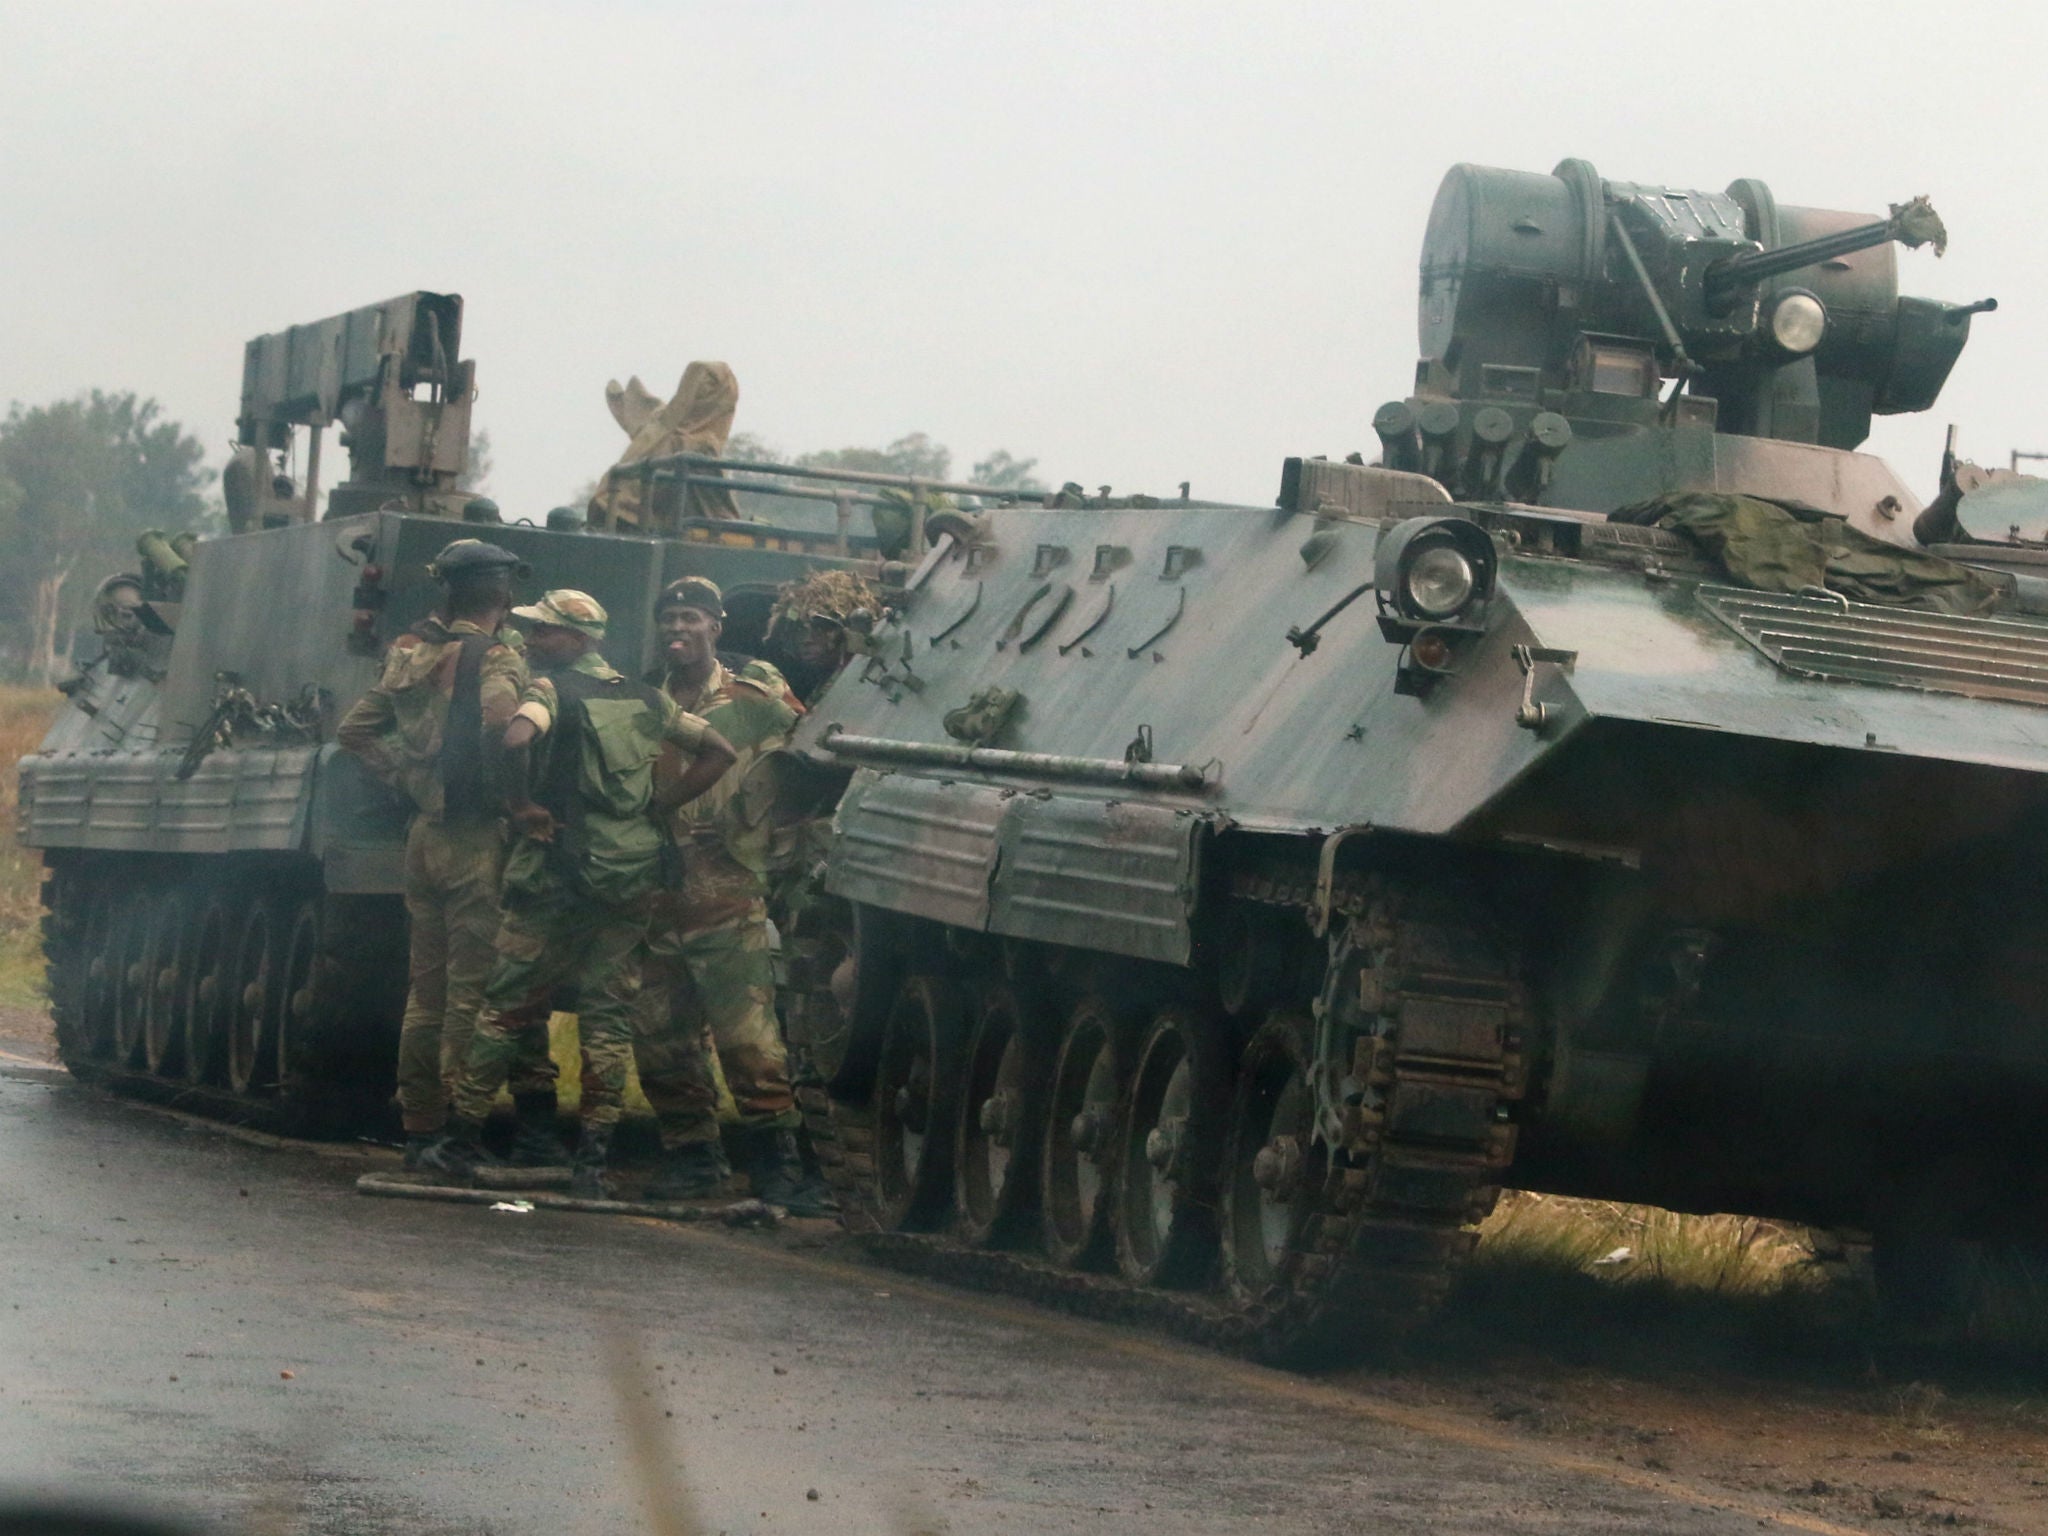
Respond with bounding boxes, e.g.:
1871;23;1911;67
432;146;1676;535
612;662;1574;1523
428;538;528;583
659;576;725;619
512;588;609;639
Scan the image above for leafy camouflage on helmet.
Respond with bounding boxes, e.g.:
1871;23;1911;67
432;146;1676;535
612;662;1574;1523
511;588;609;638
767;569;883;637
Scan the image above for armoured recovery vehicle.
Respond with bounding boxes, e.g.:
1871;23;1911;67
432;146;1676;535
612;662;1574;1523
18;291;1041;1127
783;160;2046;1357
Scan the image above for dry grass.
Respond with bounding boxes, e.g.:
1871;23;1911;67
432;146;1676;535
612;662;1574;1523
0;685;59;1007
1455;1191;2048;1384
1475;1190;1822;1297
1433;1189;1866;1378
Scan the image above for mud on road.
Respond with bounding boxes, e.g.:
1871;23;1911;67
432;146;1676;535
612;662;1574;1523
3;1008;2046;1533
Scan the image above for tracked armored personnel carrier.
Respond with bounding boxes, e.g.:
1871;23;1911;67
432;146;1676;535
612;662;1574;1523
788;160;2042;1357
17;292;1011;1128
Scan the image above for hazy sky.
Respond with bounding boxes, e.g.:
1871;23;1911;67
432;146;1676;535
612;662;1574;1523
2;0;2039;515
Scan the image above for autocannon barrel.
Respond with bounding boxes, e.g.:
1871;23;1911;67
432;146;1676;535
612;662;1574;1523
1703;197;1945;308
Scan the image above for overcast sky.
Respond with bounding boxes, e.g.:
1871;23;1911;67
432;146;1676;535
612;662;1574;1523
2;0;2038;516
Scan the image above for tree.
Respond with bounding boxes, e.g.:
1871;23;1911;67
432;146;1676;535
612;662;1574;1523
0;392;213;683
457;426;493;493
724;430;782;466
970;449;1044;493
796;432;951;482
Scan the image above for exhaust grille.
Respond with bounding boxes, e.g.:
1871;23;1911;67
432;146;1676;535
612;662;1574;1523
1698;586;2048;708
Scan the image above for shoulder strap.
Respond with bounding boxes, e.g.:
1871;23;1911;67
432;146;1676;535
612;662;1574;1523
439;631;496;821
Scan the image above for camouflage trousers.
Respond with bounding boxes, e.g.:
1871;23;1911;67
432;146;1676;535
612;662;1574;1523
396;816;551;1132
450;885;648;1131
635;900;799;1149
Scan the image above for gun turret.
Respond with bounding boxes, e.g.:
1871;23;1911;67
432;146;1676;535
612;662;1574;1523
1402;160;1985;473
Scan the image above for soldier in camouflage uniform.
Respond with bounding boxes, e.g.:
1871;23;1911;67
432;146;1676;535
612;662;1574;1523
765;568;885;705
439;590;735;1198
335;540;561;1169
633;577;833;1214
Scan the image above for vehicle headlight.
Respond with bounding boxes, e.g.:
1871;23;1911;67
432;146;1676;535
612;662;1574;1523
1405;544;1476;619
1372;512;1498;649
1767;290;1827;356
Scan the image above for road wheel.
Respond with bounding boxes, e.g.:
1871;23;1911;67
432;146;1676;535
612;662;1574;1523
143;891;194;1077
228;896;278;1095
1219;1011;1323;1305
181;895;233;1085
75;881;120;1061
872;973;963;1231
112;890;158;1068
954;983;1046;1248
1115;1005;1227;1288
275;896;323;1091
1040;995;1128;1270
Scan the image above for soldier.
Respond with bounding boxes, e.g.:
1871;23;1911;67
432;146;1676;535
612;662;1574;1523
334;539;561;1169
439;589;736;1198
634;577;832;1213
764;569;884;705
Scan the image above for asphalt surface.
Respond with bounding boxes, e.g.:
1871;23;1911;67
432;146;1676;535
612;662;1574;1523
0;1063;1862;1536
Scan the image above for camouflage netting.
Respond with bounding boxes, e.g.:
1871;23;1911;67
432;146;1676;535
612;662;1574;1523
587;361;742;531
767;569;885;638
1612;492;2003;616
1890;194;1948;256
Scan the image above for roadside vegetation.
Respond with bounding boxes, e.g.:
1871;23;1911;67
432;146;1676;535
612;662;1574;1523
1459;1189;2048;1385
0;685;57;1007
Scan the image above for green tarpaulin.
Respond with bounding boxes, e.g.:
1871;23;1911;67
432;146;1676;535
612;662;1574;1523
1612;492;2003;616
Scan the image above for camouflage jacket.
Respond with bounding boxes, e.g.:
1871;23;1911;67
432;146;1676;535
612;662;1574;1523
335;617;528;822
506;650;712;908
656;659;799;929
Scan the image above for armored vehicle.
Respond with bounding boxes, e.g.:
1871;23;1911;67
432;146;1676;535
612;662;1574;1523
786;160;2043;1357
18;292;1027;1127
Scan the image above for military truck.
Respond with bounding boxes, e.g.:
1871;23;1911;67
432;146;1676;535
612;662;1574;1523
17;292;1045;1128
785;160;2044;1357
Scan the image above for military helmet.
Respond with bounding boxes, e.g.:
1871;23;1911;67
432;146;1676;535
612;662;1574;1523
511;588;608;639
658;575;725;620
461;496;503;524
768;569;884;635
427;538;529;585
545;505;587;532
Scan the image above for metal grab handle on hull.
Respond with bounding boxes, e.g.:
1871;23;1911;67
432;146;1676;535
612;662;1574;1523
817;725;1215;791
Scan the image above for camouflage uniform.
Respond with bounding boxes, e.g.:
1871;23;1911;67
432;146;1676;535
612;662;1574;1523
450;593;714;1143
637;656;803;1150
335;612;551;1135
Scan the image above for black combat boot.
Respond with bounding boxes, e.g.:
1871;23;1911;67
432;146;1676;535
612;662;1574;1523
643;1140;731;1202
402;1133;440;1171
737;1126;837;1218
569;1124;614;1201
413;1118;493;1182
507;1091;568;1168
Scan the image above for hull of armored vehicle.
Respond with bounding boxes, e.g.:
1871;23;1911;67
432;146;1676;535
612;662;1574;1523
785;481;2048;1358
21;507;886;1126
778;157;2030;1359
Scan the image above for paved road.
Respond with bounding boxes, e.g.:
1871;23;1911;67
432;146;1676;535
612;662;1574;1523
0;1064;1863;1536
